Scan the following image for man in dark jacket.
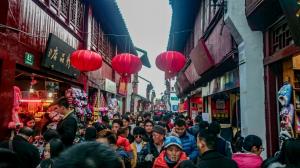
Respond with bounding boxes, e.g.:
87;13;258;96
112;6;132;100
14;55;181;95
196;129;238;168
0;127;41;168
55;97;78;147
173;119;199;161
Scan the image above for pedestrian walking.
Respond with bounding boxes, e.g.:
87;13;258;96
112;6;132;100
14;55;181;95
38;138;64;168
153;136;188;168
131;126;147;168
55;97;78;148
232;135;263;168
196;129;238;168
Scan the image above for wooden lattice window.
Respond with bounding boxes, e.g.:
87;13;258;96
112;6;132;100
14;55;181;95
70;0;77;25
51;0;59;8
60;0;69;17
269;20;294;55
76;2;84;28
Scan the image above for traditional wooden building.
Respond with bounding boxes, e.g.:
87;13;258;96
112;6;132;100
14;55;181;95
246;0;300;155
0;0;136;139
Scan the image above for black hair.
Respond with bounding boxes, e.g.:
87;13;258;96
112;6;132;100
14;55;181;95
85;126;97;141
92;122;107;132
133;127;145;136
53;97;70;109
208;121;221;135
143;112;151;118
122;115;130;122
43;129;60;142
174;119;186;127
242;135;262;152
195;115;203;123
199;121;209;130
53;142;123;168
144;119;154;126
18;127;34;137
48;138;64;158
136;121;144;127
102;116;109;123
117;127;129;136
197;129;217;150
157;121;167;128
113;113;120;118
178;160;196;168
112;119;123;127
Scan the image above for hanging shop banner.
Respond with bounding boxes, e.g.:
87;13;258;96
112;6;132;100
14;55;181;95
118;80;127;96
42;33;80;77
104;79;117;94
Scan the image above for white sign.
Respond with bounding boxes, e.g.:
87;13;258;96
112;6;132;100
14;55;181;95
105;79;116;94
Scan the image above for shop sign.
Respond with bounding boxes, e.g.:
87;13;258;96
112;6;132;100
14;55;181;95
42;33;80;77
104;79;116;94
279;0;300;46
24;52;34;66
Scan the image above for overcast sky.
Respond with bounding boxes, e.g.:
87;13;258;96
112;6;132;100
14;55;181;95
116;0;172;98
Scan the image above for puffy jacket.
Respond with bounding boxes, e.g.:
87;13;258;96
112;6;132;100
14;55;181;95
232;153;263;168
131;141;147;168
179;132;199;160
152;150;188;168
117;136;132;152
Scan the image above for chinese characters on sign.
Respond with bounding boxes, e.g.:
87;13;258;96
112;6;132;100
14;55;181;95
42;33;79;77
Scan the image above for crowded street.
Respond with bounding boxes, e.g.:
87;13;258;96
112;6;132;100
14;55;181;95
0;0;300;168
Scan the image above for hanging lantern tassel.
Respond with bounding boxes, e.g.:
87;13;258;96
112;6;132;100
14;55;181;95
121;75;131;83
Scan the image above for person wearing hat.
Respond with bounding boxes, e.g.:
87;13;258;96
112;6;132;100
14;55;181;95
153;136;188;168
140;125;166;168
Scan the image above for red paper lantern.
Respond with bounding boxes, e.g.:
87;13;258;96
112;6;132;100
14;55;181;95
70;50;103;72
112;53;142;81
156;51;186;78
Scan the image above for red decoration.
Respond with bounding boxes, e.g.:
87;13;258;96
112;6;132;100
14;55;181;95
112;53;142;82
190;97;203;104
156;51;186;79
70;50;103;72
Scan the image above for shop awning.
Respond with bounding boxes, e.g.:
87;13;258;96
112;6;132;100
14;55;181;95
177;72;191;93
190;39;215;76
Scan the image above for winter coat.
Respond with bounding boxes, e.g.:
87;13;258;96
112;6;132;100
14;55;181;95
197;150;238;168
56;112;78;147
131;141;147;168
188;125;200;137
152;150;188;168
116;147;132;168
117;136;132;152
232;153;263;168
179;132;199;160
216;136;233;158
0;135;41;168
140;141;163;168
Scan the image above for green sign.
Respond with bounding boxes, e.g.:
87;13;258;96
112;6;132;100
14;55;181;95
171;97;179;101
24;52;34;66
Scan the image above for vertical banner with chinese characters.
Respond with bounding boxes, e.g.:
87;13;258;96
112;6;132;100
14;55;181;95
42;33;80;77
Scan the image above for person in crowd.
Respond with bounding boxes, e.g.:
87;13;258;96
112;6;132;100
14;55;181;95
137;121;145;128
113;113;121;120
131;126;147;168
232;130;244;153
38;138;64;168
137;115;144;123
153;136;188;168
143;112;152;121
140;125;166;168
117;127;132;152
22;114;36;129
178;160;196;168
92;122;107;133
97;129;131;168
0;148;21;168
232;135;263;168
261;139;288;168
197;129;238;168
122;115;134;143
112;119;123;134
55;97;78;147
208;121;233;158
53;142;124;168
185;116;193;128
144;119;154;142
102;115;111;129
43;129;60;143
85;126;97;141
0;127;41;168
188;115;202;137
173;119;199;161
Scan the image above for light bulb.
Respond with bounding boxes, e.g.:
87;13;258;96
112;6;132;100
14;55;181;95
48;92;53;98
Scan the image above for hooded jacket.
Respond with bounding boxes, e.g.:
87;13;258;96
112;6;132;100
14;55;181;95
152;150;188;168
197;150;238;168
232;153;263;168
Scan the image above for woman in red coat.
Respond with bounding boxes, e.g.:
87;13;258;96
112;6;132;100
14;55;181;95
153;136;188;168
